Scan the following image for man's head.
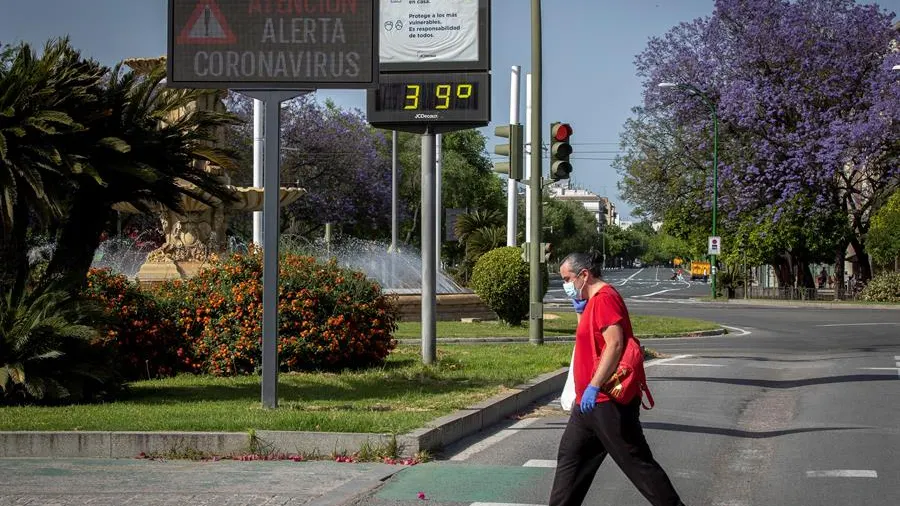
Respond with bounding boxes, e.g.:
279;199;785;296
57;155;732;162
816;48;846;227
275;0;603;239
560;251;603;300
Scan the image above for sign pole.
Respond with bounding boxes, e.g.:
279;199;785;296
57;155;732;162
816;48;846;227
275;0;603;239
252;99;264;246
435;133;443;276
421;128;437;365
242;90;309;409
391;130;399;285
508;66;521;247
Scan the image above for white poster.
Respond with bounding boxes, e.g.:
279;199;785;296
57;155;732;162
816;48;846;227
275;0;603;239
380;0;479;64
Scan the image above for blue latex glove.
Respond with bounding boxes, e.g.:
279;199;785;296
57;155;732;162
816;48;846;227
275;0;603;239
572;298;587;314
580;385;600;413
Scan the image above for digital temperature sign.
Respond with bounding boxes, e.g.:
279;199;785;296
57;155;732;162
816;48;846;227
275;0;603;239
367;72;490;132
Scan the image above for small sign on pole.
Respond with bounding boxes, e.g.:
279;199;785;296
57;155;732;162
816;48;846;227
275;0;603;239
708;236;722;256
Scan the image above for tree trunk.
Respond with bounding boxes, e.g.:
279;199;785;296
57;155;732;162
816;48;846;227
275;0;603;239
44;193;112;289
774;254;792;287
834;247;845;301
0;200;31;299
848;236;873;282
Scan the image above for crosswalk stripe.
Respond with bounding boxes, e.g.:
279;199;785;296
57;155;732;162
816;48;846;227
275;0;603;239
470;503;546;506
806;470;877;478
522;459;557;468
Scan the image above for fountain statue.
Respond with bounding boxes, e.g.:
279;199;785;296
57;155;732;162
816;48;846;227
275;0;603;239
114;57;304;283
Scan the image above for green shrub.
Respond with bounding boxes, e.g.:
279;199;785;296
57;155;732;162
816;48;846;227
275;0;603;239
1;283;122;405
470;247;548;325
155;250;399;376
82;269;185;380
859;271;900;303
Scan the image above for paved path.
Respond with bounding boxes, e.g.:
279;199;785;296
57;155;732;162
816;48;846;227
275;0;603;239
0;459;399;506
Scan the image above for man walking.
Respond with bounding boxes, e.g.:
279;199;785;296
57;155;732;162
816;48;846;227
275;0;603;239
549;251;687;506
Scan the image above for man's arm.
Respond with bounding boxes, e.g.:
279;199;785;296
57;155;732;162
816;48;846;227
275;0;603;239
588;323;626;388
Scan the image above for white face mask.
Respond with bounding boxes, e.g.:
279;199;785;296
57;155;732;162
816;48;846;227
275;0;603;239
563;270;585;299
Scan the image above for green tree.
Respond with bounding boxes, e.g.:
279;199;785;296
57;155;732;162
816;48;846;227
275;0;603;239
543;197;601;264
0;283;120;404
44;60;238;286
867;190;900;271
0;39;105;297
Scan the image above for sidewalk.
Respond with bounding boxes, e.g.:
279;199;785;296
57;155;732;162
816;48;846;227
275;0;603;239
0;458;399;506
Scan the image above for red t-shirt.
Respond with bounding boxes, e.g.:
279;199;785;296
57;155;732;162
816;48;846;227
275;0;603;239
573;284;636;404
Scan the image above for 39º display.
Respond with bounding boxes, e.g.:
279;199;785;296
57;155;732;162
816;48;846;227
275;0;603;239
379;81;479;112
367;71;490;128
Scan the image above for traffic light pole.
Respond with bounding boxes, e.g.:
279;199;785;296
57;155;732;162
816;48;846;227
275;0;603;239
529;0;544;345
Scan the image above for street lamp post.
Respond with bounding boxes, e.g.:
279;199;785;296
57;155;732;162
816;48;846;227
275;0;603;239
658;81;719;299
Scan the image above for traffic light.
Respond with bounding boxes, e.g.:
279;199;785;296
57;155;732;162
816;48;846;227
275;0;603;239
493;123;524;180
550;122;573;181
541;242;552;263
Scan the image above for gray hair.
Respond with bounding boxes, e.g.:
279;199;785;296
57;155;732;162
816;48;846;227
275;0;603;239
561;251;604;278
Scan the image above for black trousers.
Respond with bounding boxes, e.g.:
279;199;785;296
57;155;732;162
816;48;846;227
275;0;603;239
548;400;685;506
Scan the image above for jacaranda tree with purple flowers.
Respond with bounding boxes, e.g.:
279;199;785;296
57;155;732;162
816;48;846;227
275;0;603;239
224;94;392;241
621;0;900;288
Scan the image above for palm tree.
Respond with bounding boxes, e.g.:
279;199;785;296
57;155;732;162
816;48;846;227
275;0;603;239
0;282;120;404
0;38;106;297
44;60;239;286
453;209;504;245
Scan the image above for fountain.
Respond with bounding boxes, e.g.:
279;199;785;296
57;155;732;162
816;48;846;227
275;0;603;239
107;57;494;321
292;236;497;322
114;57;304;284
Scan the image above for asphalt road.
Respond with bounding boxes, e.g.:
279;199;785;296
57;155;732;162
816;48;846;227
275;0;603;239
350;268;900;506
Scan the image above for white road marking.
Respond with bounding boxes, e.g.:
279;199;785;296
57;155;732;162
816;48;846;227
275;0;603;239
721;325;752;336
616;268;645;286
645;354;693;367
449;418;538;461
470;503;545;506
656;363;725;367
632;288;683;298
860;367;900;370
816;322;899;327
522;459;557;468
806;470;877;478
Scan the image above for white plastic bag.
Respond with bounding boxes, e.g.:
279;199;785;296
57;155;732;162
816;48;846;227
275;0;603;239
560;345;576;411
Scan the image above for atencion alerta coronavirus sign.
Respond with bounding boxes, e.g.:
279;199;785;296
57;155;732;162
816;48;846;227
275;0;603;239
167;0;378;89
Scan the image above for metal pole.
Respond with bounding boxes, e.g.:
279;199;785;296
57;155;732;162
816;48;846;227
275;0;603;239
524;73;533;243
529;0;544;345
507;66;521;247
421;129;437;364
391;130;399;287
242;90;307;409
391;130;399;253
436;133;443;276
261;95;280;408
711;104;718;300
252;99;264;246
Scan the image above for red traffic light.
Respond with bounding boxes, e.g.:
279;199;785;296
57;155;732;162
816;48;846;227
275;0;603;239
553;123;573;141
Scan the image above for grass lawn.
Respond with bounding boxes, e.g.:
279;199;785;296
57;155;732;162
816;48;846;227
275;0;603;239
0;344;574;434
394;312;720;339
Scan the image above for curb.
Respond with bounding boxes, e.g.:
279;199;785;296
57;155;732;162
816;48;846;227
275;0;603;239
0;369;567;460
397;327;727;344
713;299;900;310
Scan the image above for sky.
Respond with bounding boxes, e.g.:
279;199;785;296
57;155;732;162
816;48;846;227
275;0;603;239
2;0;898;220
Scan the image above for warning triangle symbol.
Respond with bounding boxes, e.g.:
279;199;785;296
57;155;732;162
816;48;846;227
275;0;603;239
177;0;237;44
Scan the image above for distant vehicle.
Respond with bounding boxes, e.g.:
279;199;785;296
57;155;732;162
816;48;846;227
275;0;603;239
690;261;711;281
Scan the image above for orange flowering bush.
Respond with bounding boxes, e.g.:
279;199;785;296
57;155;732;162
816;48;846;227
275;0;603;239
82;269;185;380
157;250;399;376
